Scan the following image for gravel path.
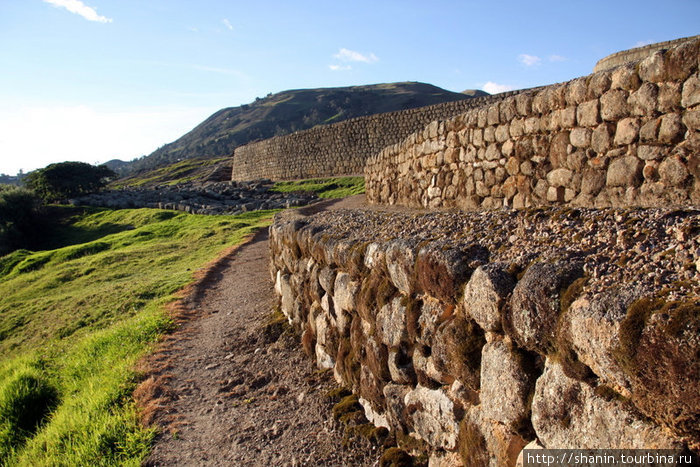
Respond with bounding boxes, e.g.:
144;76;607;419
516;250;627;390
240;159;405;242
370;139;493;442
143;196;380;466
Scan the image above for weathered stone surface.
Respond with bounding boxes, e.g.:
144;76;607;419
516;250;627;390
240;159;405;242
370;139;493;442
463;408;529;467
613;118;640;146
628;82;658;116
462;263;516;332
318;266;336;295
580;168;606;195
333;272;358;312
383;383;412;432
576;100;599;127
658;155;690;186
606;156;643;187
658;113;685;144
546;168;573;188
600;90;629;121
507;260;584;354
376;296;408;348
480;339;538;428
681;74;700;108
387;348;415;385
638;51;666;83
405;386;460;450
611;64;641;91
569;128;591;148
415;243;485;304
591;123;614;154
385;240;416;294
433;315;486;389
532;360;682;449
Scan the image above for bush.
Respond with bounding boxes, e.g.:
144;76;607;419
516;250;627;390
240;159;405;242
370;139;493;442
24;162;115;202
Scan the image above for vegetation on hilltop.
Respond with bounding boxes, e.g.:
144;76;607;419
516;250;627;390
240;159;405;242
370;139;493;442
111;157;230;189
0;207;275;465
24;162;116;201
128;82;475;174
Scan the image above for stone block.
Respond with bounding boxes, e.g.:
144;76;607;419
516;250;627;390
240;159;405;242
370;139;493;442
546;168;574;187
628;82;658;116
658;113;685;144
591;122;614;154
600;90;629;121
637;145;668;161
639;118;660;142
587;71;612;99
333;272;359;312
613;117;640;146
638;50;667;83
657;82;682;113
506;259;584;354
569;128;592;148
683;109;700;131
576;100;599;127
433;315;485;390
611;64;641;91
565;78;587;106
385;240;416;294
681;74;700;108
480;339;537;428
462;263;516;332
606;156;643;187
658;155;690;186
405;386;460;450
532;359;682;449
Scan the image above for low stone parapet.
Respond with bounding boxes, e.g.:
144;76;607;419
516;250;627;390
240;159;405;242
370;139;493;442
269;206;699;464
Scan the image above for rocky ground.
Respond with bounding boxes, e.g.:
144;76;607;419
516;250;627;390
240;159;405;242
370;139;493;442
68;180;317;215
297;205;699;303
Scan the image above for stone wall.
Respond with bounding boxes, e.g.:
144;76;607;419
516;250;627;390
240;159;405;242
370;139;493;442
365;38;700;210
269;207;699;465
594;35;700;73
231;91;529;182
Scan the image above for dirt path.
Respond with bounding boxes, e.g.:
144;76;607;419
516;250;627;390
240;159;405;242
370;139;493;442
143;196;379;466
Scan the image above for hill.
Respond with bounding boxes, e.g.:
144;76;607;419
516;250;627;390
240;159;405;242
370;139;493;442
126;82;478;174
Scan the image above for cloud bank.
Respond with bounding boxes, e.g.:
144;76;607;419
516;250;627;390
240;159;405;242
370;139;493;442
333;48;379;63
518;54;541;67
482;82;514;94
43;0;112;23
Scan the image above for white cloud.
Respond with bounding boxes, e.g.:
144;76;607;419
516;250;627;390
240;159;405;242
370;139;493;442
188;26;199;33
329;64;352;71
0;105;215;174
333;48;379;63
518;54;541;66
222;18;233;31
43;0;112;23
482;82;515;94
549;54;567;62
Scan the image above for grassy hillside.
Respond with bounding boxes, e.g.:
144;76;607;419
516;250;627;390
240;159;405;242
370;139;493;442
272;176;365;199
111;157;230;189
128;82;477;174
0;207;275;465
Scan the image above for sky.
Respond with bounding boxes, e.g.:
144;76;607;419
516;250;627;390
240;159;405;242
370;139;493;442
0;0;698;175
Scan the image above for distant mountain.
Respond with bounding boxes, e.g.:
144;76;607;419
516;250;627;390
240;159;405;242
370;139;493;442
126;82;478;174
461;89;489;97
103;159;131;177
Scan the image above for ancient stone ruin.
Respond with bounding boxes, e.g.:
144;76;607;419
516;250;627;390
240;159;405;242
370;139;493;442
267;37;700;465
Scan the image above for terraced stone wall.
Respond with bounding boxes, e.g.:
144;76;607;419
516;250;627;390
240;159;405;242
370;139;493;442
365;38;700;210
231;91;527;182
269;209;699;465
594;35;700;73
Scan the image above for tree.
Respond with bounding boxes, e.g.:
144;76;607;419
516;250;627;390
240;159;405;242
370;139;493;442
0;186;44;255
24;162;116;201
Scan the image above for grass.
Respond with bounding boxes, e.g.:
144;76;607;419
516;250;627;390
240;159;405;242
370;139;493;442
0;207;275;465
272;176;365;199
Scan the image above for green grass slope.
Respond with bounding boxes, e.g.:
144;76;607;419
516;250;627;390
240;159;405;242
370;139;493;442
0;207;274;465
129;82;477;174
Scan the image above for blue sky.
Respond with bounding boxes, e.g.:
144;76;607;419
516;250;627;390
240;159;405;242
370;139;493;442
0;0;698;175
